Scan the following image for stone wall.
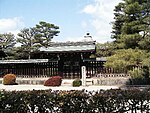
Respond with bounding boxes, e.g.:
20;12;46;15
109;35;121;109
0;78;47;85
92;77;130;86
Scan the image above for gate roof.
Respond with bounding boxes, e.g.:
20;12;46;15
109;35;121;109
39;41;96;53
0;59;49;64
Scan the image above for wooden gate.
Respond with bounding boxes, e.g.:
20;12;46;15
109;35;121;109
84;60;105;78
62;61;81;79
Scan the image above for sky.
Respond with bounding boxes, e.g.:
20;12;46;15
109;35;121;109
0;0;122;43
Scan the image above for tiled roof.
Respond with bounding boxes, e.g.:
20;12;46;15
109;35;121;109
0;59;49;64
40;41;96;52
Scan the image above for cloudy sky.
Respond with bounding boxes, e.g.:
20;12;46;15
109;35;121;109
0;0;121;43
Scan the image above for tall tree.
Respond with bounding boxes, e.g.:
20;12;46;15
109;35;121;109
0;33;16;51
17;28;39;59
112;0;150;49
111;2;125;40
0;33;16;59
34;21;60;47
17;21;60;59
106;0;150;74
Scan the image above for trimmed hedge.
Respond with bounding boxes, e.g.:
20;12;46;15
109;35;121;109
0;89;150;113
72;79;82;87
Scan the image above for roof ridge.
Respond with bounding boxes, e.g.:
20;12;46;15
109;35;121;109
49;41;95;47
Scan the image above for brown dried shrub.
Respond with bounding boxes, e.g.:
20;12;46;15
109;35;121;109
3;74;18;85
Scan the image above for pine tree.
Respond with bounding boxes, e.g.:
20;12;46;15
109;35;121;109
17;21;60;59
17;28;38;59
112;0;150;50
34;21;60;47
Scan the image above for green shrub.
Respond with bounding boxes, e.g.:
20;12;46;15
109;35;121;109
0;89;150;112
128;68;150;85
3;74;18;85
44;76;62;86
72;79;82;87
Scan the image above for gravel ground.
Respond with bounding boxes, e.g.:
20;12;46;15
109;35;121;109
0;84;119;91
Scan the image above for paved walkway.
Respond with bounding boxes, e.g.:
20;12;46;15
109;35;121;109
0;84;119;91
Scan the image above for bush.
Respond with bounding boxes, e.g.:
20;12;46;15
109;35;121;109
3;74;18;85
72;79;82;87
128;68;150;85
0;89;150;113
44;76;62;86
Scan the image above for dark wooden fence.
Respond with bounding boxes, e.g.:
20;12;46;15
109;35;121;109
0;60;129;79
85;60;129;78
0;61;58;78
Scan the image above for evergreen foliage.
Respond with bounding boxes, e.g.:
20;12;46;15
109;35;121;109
0;89;150;112
16;21;60;59
0;21;60;59
96;42;115;57
72;79;82;87
105;0;150;84
0;33;16;59
105;49;147;69
112;0;150;50
17;28;38;59
34;21;60;47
